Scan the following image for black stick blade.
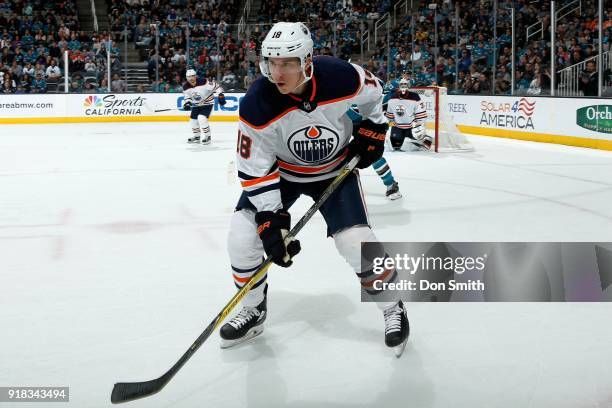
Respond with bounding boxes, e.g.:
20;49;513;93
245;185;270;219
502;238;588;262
111;377;167;404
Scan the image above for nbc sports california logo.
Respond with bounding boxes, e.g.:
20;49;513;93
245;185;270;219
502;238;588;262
83;96;104;109
287;125;340;163
82;95;146;116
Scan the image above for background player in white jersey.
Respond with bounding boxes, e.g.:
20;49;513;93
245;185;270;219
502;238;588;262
182;69;226;144
385;79;431;150
220;22;409;356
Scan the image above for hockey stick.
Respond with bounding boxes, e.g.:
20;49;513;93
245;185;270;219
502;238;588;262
153;108;181;112
141;100;181;113
110;154;361;404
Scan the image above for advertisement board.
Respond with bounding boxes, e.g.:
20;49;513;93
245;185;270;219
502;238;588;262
445;95;612;149
0;93;245;123
0;93;610;150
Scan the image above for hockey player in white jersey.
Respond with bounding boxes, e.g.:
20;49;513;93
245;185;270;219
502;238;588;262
182;69;226;144
385;79;431;150
219;22;409;356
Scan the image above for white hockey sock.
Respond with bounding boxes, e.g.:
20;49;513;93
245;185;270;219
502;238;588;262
190;119;200;139
228;210;267;307
198;115;211;140
333;226;398;311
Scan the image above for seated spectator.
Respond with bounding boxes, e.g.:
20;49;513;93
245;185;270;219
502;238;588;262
34;63;46;78
579;60;598;96
97;78;109;93
68;32;82;51
46;60;61;80
411;44;422;63
111;73;127;92
495;78;511;95
70;80;83;93
10;60;23;79
110;55;122;74
1;72;16;91
84;58;98;74
20;74;33;93
221;69;238;90
83;81;97;93
527;73;543;95
458;49;471;73
31;72;47;93
516;71;531;92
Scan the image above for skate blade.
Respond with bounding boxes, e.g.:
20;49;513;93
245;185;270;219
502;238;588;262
201;139;212;145
220;325;264;349
387;192;402;200
393;339;408;358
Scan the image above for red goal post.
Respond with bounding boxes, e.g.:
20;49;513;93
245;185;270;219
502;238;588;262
410;86;473;152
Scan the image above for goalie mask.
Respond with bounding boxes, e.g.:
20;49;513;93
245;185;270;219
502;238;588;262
259;22;314;88
399;78;409;94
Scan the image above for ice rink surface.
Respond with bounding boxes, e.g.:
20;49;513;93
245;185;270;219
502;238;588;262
1;122;612;408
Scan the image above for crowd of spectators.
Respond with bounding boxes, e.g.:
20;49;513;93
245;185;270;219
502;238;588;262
0;0;128;93
106;0;239;92
1;0;609;95
371;0;610;95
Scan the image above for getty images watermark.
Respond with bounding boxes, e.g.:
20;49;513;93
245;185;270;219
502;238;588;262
371;252;486;292
361;242;612;302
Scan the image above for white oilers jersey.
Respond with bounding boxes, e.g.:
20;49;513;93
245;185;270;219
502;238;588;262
237;56;386;212
182;78;223;107
385;91;427;129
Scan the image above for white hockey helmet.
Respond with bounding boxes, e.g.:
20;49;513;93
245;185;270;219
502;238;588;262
399;78;409;92
259;22;314;84
186;69;197;78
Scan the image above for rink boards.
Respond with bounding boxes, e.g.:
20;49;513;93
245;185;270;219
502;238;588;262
0;92;610;151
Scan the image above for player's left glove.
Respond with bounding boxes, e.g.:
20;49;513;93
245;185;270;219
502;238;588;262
183;100;192;111
348;119;388;169
217;93;226;106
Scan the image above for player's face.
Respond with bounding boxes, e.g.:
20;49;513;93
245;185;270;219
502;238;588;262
268;57;305;94
187;76;196;85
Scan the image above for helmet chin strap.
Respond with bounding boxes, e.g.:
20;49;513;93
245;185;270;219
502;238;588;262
288;63;314;95
266;59;313;95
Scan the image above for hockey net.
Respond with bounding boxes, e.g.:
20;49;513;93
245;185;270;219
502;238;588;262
411;86;473;152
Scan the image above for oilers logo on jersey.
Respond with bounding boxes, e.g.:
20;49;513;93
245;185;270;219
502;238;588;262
192;93;204;104
394;105;406;117
287;125;340;163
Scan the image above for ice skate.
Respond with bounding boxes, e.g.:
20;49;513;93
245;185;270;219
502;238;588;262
220;296;266;348
383;300;409;357
385;181;402;200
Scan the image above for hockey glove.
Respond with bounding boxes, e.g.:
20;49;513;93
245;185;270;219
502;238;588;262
348;119;388;169
255;210;301;267
183;100;192;111
217;93;226;106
